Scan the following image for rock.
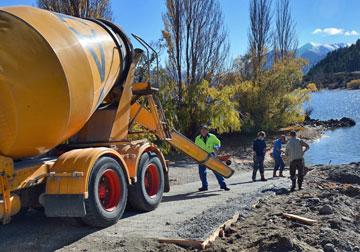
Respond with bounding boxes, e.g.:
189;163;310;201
323;243;336;252
353;246;360;252
304;116;356;129
329;220;343;230
219;229;225;238
340;117;356;126
306;197;321;206
341;216;352;223
319;204;333;215
328;166;360;185
320;227;333;236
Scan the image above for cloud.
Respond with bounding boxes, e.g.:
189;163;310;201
344;30;359;36
312;27;359;36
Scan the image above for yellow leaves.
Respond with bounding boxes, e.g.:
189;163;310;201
233;58;310;131
306;82;318;92
161;30;174;53
347;79;360;89
159;79;241;134
158;57;309;135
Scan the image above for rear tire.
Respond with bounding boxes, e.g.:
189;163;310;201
82;157;128;228
128;152;164;212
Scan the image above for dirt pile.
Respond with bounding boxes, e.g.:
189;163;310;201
206;163;360;252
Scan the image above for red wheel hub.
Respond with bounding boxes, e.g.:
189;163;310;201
144;164;160;198
98;169;121;212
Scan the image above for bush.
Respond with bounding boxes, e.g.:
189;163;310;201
235;58;310;132
347;79;360;89
158;77;240;138
306;82;318;92
157;58;309;137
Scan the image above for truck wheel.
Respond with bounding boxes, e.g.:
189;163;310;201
128;152;164;212
82;157;128;228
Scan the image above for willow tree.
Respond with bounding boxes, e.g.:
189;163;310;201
37;0;112;20
162;0;236;136
162;0;229;103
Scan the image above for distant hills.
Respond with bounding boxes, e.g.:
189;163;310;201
305;39;360;88
267;42;351;73
307;40;360;76
298;42;351;73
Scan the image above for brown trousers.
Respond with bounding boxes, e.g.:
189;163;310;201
289;159;304;186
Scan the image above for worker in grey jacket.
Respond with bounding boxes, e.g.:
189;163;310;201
285;131;310;191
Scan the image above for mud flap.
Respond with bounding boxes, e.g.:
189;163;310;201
164;169;170;193
41;194;86;217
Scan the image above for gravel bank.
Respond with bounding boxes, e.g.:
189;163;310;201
206;163;360;252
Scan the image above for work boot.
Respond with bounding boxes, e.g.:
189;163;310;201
273;170;277;177
198;187;208;192
252;170;257;182
279;171;284;177
290;180;296;192
298;181;303;190
260;174;267;182
220;186;230;191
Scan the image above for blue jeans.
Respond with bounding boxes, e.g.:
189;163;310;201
273;155;285;172
198;164;226;188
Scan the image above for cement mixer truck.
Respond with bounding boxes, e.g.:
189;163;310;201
0;6;234;227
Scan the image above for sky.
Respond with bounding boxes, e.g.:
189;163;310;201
1;0;360;59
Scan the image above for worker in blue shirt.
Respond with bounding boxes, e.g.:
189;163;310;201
252;131;267;182
273;135;287;177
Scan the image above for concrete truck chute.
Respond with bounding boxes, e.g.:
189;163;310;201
0;6;234;227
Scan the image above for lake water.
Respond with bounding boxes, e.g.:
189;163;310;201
304;89;360;165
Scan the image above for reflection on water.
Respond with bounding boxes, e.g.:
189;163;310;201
304;89;360;165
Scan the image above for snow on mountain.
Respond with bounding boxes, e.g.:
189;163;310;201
266;42;352;73
297;42;351;72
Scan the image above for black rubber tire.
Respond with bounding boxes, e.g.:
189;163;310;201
82;157;128;228
128;152;164;212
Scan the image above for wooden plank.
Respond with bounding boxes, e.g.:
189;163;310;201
283;213;317;225
159;238;204;250
201;212;240;249
158;213;240;250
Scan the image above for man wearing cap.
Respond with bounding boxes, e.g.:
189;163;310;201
195;125;230;191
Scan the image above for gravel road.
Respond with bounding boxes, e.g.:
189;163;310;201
0;163;290;252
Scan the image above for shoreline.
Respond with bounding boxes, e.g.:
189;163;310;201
167;117;359;187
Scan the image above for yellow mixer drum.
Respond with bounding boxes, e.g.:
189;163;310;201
0;6;130;159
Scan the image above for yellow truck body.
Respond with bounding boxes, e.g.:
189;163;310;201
0;6;234;227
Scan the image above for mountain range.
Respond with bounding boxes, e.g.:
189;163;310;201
305;39;360;88
298;42;351;72
267;42;351;73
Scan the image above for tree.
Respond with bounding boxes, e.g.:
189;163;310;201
232;53;253;81
162;0;183;104
37;0;112;20
236;58;309;131
162;0;229;105
162;0;231;136
273;0;297;62
248;0;272;77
